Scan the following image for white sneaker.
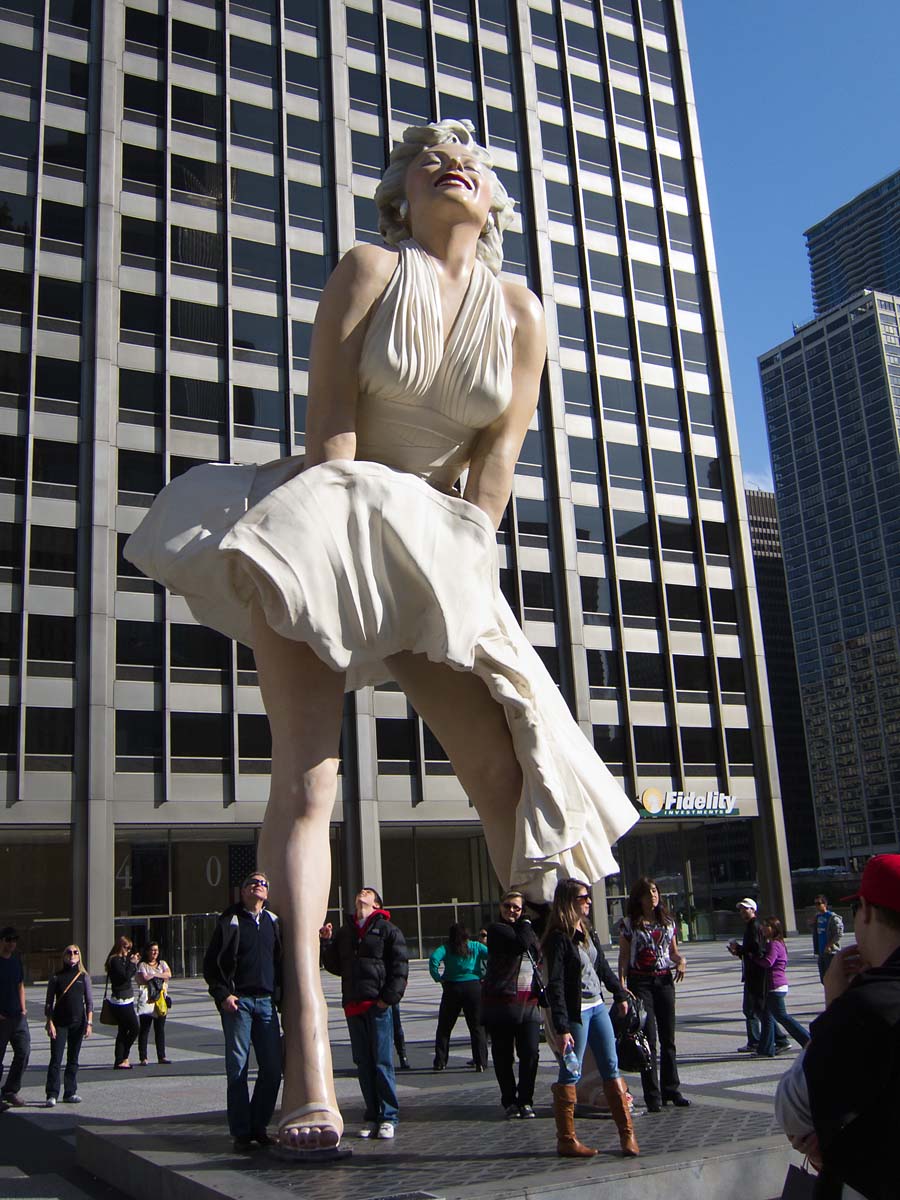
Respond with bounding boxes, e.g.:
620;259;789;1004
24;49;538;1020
359;1125;375;1138
44;1097;57;1108
377;1122;395;1139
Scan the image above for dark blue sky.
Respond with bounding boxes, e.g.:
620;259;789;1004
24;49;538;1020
683;1;900;487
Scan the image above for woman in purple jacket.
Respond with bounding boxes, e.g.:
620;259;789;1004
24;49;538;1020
754;918;810;1058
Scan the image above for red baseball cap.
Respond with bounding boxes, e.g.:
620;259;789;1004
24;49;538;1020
841;854;900;912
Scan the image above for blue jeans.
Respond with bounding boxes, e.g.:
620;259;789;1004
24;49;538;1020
557;1001;619;1086
817;950;835;984
220;995;282;1138
758;992;809;1057
347;1005;399;1125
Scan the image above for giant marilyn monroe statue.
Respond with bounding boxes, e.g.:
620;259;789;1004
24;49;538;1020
126;119;639;1159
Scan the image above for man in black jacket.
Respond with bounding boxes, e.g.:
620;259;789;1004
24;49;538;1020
319;888;408;1140
727;898;788;1053
775;854;900;1200
203;873;283;1153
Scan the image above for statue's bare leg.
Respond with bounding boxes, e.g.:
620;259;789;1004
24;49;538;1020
386;652;523;886
252;604;346;1152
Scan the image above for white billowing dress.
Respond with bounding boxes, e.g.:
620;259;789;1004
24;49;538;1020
125;239;638;898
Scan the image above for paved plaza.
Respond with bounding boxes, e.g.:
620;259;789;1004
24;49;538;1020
0;935;820;1200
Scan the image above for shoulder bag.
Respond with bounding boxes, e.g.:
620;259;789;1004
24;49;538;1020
99;973;118;1025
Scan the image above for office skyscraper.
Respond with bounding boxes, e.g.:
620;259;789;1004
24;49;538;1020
759;290;900;867
745;489;817;868
0;0;791;971
806;169;900;318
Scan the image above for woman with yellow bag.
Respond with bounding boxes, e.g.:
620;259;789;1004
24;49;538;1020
136;942;172;1065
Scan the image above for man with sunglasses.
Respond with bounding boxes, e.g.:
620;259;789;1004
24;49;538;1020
480;891;543;1119
0;926;29;1110
203;873;283;1153
776;855;900;1200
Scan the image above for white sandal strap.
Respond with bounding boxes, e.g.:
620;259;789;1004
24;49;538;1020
279;1102;341;1130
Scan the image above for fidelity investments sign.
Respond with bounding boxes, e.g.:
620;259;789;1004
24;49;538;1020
639;788;739;818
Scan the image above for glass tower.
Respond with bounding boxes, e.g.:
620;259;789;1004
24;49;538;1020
745;489;817;868
0;0;791;973
806;170;900;319
759;290;900;867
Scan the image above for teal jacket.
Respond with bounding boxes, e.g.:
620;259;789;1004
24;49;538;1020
429;940;488;984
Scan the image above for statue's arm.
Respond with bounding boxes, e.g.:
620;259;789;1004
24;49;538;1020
463;284;546;528
304;244;395;468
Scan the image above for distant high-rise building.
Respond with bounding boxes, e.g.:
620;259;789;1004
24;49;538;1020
0;0;793;971
759;290;900;867
745;489;817;868
806;169;900;317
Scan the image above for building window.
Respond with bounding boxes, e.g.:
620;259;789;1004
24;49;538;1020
38;278;82;324
36;357;81;409
32;439;78;493
171;623;230;679
41;201;85;247
172;156;223;202
115;710;163;771
170;712;231;772
30;526;77;586
171;299;225;349
25;706;74;768
681;728;718;766
634;725;675;769
43;127;86;172
376;716;417;773
118;449;162;502
116;619;163;679
27;614;75;673
172;20;220;64
238;713;271;769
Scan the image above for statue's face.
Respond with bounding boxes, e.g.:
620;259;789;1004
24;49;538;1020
405;142;494;231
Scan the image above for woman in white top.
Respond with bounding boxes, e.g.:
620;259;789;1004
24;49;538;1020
618;877;688;1112
135;942;172;1065
125;118;638;1158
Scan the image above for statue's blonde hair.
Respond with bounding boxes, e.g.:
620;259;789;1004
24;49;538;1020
374;119;515;276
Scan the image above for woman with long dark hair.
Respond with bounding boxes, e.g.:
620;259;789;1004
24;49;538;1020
136;942;172;1065
104;935;140;1069
543;879;638;1158
618;877;688;1112
43;945;92;1105
753;918;810;1057
428;922;488;1072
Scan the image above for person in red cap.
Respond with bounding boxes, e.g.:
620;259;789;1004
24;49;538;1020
775;854;900;1200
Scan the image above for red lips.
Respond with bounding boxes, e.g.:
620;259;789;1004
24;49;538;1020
435;171;472;190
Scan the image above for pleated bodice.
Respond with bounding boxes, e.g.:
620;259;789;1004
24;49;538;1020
356;239;513;491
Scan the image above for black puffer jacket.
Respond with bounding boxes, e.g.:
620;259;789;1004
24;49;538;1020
320;910;408;1009
544;926;628;1036
202;903;283;1009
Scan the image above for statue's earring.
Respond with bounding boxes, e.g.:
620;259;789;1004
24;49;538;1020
398;199;409;225
480;210;496;239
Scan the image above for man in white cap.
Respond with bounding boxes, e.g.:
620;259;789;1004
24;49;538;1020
727;898;788;1054
776;854;900;1199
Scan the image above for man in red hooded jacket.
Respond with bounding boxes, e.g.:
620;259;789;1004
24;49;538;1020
320;887;408;1141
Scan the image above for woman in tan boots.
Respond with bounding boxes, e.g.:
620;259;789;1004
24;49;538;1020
543;879;639;1159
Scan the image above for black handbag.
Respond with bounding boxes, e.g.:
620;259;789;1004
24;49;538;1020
612;995;653;1072
99;975;117;1025
523;945;549;1008
780;1160;817;1199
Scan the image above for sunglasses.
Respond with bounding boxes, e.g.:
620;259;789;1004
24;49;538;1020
246;877;269;888
64;950;79;955
576;894;592;901
501;902;522;912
